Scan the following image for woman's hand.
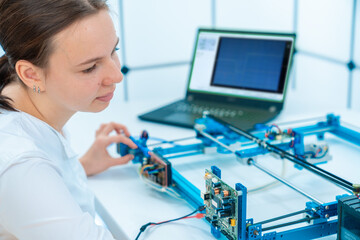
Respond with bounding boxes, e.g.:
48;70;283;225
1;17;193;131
79;122;138;176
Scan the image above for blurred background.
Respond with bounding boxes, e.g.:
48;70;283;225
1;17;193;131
1;0;359;112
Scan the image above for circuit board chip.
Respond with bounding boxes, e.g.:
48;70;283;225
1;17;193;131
203;169;238;240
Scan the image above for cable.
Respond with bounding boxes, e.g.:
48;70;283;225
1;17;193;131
135;205;206;240
248;159;288;193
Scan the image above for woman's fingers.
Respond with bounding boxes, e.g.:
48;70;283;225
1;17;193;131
97;122;131;137
105;134;137;149
95;123;108;137
108;154;134;167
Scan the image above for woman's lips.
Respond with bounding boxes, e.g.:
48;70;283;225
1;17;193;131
96;92;114;102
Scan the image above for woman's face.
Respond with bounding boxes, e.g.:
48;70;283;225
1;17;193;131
44;9;122;114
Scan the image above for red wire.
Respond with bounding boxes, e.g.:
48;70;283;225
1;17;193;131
183;213;205;219
314;147;322;157
151;213;205;225
271;124;282;134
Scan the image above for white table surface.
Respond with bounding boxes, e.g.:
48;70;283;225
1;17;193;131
66;96;360;240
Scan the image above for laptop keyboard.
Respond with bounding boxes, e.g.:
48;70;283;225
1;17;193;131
174;102;244;118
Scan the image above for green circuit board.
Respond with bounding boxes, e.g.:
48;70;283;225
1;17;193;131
202;169;239;240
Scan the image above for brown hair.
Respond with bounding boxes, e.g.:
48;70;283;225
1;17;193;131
0;0;109;111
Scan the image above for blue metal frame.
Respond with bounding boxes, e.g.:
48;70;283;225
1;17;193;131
119;114;360;239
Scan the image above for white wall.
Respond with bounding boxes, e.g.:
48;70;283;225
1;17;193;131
106;0;359;111
1;0;358;110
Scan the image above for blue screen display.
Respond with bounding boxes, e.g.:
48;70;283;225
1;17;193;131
211;37;290;93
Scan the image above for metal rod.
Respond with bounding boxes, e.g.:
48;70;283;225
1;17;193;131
198;130;235;153
273;116;325;127
211;0;216;28
211;116;355;192
293;127;335;135
265;142;354;190
297;50;346;66
118;0;129;102
199;128;324;205
347;0;357;109
131;61;190;71
341;121;360;133
249;159;324;206
254;209;313;226
166;151;203;160
291;0;298;90
200;115;355;192
147;136;197;147
262;216;317;232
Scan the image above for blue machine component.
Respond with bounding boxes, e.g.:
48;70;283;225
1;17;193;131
291;114;360;159
211;225;222;239
153;143;204;158
274;220;338;240
172;167;204;210
211;166;222;179
235;183;247;240
118;114;360;240
118;131;151;163
306;201;338;220
235;148;268;159
247;224;261;240
129;135;151;159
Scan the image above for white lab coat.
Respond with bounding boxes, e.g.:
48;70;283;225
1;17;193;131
0;110;114;239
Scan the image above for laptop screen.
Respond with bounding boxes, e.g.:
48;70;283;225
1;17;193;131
188;30;294;102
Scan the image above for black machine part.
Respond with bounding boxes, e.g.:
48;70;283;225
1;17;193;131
338;195;360;240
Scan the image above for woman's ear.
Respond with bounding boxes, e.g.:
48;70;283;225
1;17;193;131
15;60;45;92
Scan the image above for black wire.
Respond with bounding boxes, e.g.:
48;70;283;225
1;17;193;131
134;205;205;240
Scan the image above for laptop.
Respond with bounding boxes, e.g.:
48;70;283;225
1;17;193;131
139;28;295;130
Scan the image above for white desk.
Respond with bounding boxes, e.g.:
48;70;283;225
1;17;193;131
66;97;360;240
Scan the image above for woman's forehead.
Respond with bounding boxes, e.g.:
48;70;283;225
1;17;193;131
50;10;116;67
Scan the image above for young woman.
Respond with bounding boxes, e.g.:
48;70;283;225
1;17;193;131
0;0;137;239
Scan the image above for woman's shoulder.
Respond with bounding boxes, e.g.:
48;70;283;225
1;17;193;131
0;109;23;134
0;110;52;171
0;109;58;141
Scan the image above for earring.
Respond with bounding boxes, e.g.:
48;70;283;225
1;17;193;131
33;85;36;92
37;86;41;94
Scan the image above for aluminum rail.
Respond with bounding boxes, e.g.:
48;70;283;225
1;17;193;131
198;130;324;205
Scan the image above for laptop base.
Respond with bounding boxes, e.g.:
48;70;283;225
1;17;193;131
138;99;279;131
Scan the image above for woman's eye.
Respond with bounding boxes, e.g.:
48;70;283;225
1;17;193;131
82;64;97;74
112;47;119;55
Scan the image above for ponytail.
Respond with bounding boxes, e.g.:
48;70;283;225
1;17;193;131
0;54;16;111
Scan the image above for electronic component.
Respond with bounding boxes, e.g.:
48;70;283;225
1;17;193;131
140;151;172;187
338;195;360;240
303;142;332;164
117;130;151;164
203;169;238;240
117;131;172;187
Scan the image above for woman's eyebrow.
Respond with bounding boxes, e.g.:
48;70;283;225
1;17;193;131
77;37;119;66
